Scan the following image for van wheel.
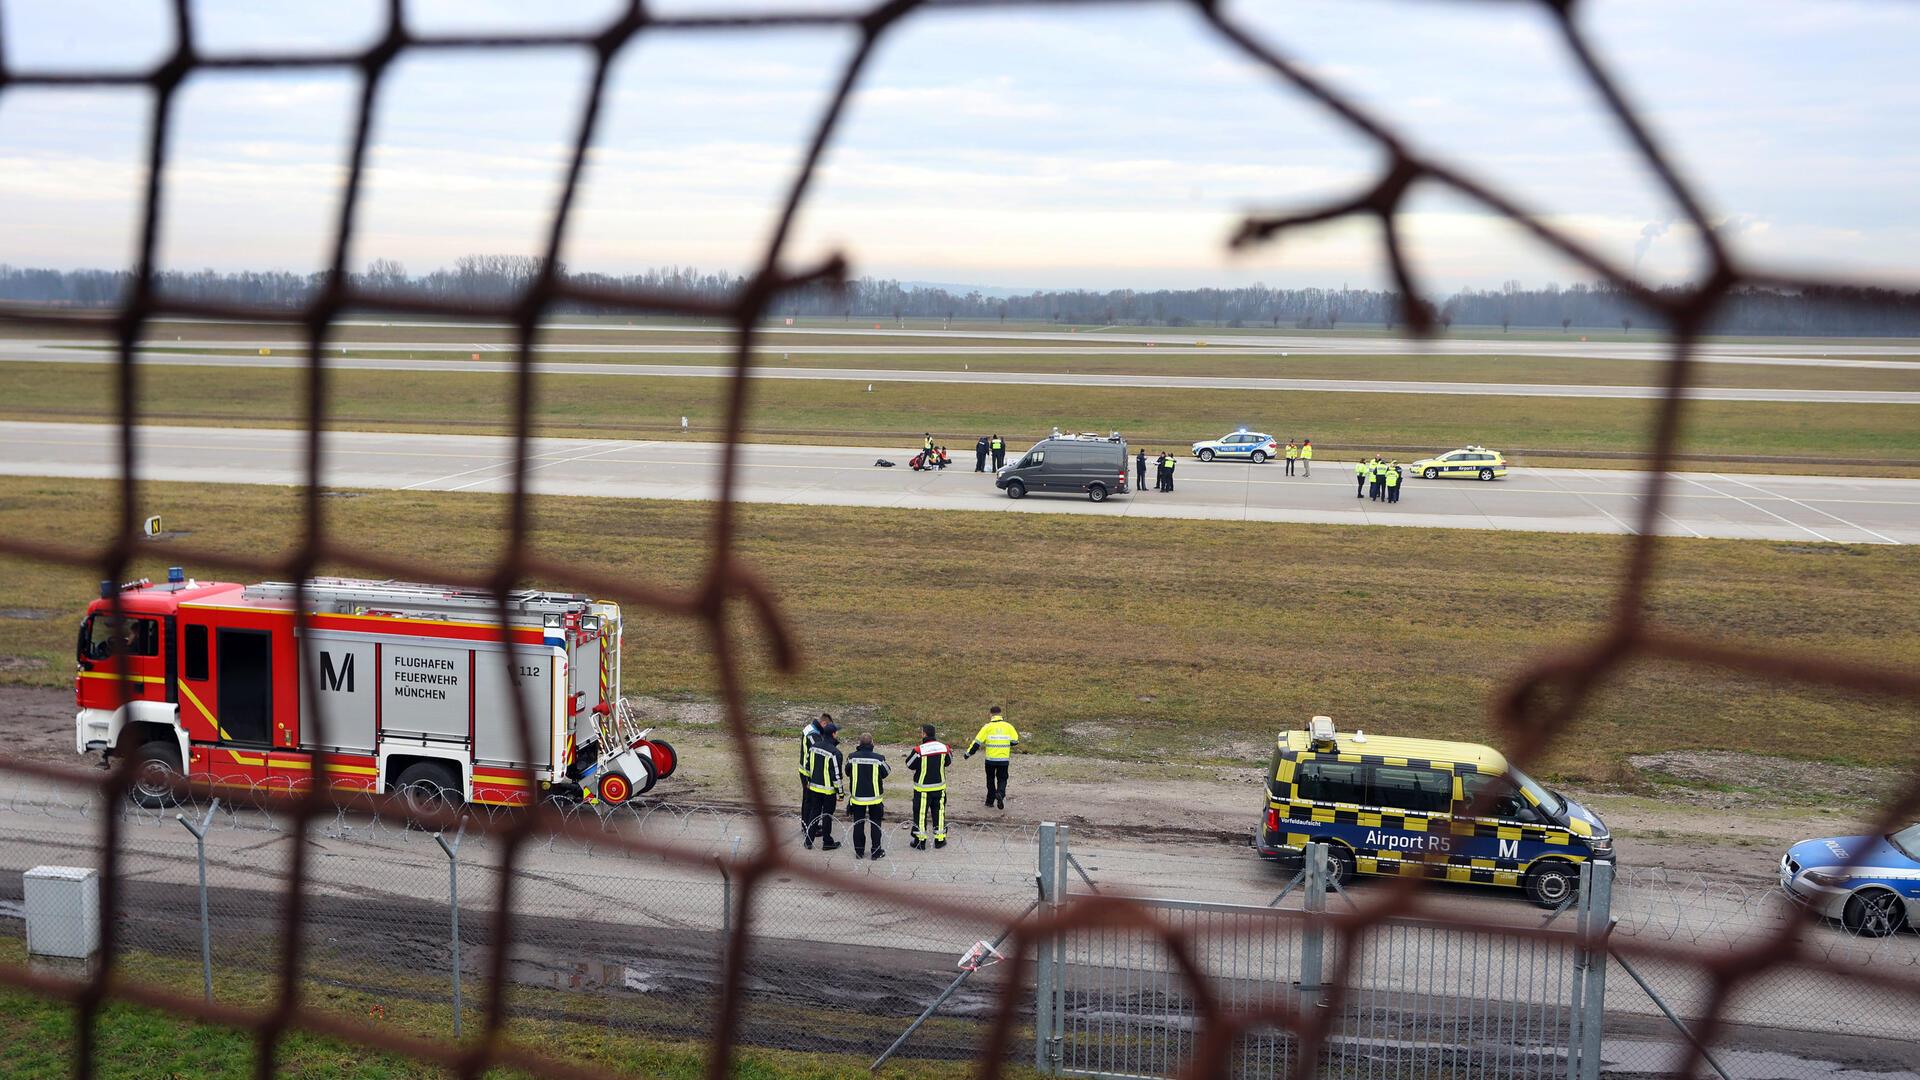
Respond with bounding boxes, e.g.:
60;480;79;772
1198;449;1215;462
1088;484;1108;503
1525;862;1579;909
394;761;462;821
1478;468;1495;481
1423;467;1439;479
1251;450;1267;464
1842;889;1907;937
129;739;183;809
1322;844;1356;887
1005;481;1026;499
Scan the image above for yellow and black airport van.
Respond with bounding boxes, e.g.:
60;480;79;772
1252;717;1612;907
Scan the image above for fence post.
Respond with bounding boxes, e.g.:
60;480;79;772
174;798;219;1003
1299;842;1327;1010
1566;861;1592;1080
1577;860;1613;1080
1050;825;1070;1072
1035;822;1058;1076
434;819;466;1039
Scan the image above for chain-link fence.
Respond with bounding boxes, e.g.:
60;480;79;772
0;776;1043;1067
5;778;1916;1078
3;2;1920;1079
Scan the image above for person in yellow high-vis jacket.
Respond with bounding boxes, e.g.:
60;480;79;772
965;705;1021;809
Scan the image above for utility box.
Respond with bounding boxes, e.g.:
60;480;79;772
24;866;100;959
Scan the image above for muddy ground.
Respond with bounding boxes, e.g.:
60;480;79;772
6;685;1908;887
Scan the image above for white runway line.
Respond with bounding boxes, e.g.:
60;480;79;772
1712;474;1901;545
1684;474;1836;543
399;440;617;491
447;439;652;492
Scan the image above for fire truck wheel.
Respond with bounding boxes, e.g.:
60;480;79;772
129;739;183;809
648;739;677;780
394;761;462;820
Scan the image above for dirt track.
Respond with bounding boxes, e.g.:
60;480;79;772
0;684;1894;887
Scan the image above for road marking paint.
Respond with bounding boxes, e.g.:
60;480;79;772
446;440;636;492
398;441;617;490
1712;474;1900;545
1684;474;1835;542
1534;469;1638;535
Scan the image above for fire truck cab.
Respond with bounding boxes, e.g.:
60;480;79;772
75;570;676;811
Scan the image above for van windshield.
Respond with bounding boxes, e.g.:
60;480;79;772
1510;767;1565;818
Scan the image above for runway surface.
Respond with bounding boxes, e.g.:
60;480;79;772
102;317;1920;366
4;421;1912;543
5;341;1919;402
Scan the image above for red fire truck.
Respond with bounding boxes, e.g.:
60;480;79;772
74;570;676;810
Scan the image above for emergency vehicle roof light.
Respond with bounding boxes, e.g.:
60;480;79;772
167;566;184;583
1308;715;1336;747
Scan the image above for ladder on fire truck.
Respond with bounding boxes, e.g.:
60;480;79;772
245;579;594;621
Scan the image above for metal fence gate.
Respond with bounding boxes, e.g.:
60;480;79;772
1035;835;1605;1079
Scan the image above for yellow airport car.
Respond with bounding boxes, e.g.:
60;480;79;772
1408;446;1508;481
1253;716;1612;907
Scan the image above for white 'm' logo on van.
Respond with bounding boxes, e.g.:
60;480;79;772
1498;838;1520;860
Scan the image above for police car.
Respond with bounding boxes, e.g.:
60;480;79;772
1779;824;1920;936
1408;446;1508;481
1252;716;1612;907
1191;430;1280;463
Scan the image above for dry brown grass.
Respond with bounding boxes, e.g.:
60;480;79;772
3;476;1914;780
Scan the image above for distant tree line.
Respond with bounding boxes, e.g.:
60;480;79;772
5;259;1918;336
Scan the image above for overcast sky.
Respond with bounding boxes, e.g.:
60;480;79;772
2;0;1916;292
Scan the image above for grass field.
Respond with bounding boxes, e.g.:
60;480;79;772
0;938;996;1080
79;345;1920;392
3;477;1914;780
4;361;1919;475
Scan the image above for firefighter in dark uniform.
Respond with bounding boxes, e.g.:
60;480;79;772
798;713;830;804
905;724;952;850
800;723;843;850
845;733;889;860
975;436;990;472
1136;448;1147;491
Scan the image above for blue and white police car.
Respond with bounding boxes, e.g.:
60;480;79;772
1192;430;1280;463
1779;823;1920;936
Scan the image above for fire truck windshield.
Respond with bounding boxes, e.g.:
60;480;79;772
79;614;159;661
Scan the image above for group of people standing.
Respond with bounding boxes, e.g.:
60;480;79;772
1283;439;1313;476
1135;449;1178;492
1357;457;1406;504
974;434;1008;472
798;707;1022;859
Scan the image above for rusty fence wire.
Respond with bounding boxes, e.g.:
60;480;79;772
3;1;1920;1078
